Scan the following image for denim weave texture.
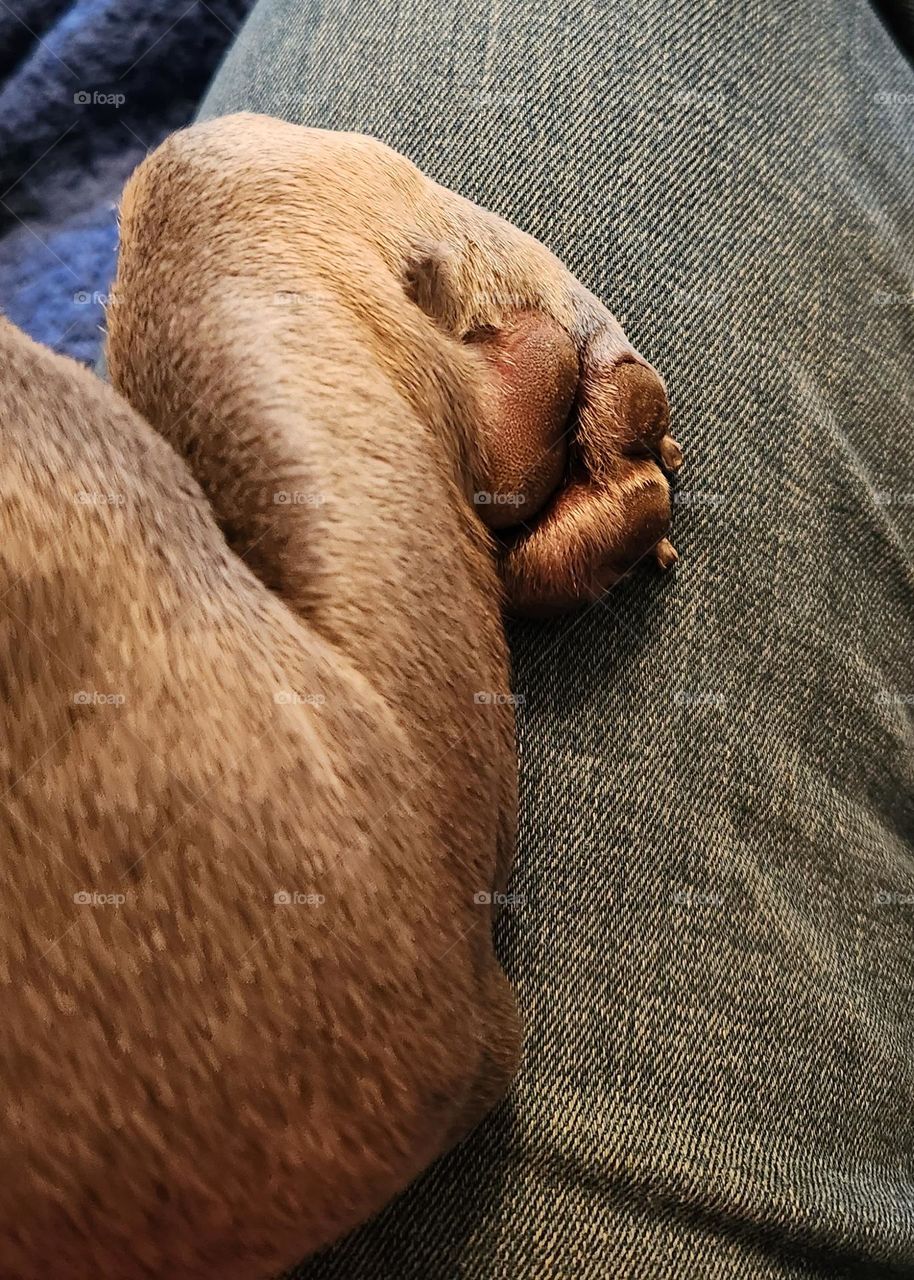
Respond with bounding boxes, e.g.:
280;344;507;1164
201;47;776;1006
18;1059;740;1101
201;2;914;1275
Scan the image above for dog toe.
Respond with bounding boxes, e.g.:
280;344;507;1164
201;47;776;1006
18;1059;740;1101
654;537;679;570
659;435;684;473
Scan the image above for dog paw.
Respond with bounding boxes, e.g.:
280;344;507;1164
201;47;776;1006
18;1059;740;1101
473;313;682;615
405;213;683;616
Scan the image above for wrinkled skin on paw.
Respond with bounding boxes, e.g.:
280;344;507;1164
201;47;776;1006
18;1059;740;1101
463;313;578;531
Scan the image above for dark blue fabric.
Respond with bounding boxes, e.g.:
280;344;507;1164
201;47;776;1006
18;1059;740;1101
0;0;253;364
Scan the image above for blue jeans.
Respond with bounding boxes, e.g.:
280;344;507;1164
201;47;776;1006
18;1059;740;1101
200;3;914;1275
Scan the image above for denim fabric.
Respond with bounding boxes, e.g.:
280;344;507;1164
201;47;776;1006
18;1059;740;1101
200;3;914;1276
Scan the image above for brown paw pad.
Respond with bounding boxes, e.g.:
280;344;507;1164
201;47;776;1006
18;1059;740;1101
459;310;681;614
467;312;579;529
499;351;681;614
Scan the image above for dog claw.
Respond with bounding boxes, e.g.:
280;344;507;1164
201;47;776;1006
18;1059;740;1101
659;436;683;472
655;538;678;570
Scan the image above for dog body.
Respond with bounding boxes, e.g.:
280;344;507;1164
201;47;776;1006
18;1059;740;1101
0;115;680;1277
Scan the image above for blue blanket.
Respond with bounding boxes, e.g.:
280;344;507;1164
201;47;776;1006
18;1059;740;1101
0;0;254;364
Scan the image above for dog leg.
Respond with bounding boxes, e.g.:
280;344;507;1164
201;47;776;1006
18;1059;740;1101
0;114;681;1279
